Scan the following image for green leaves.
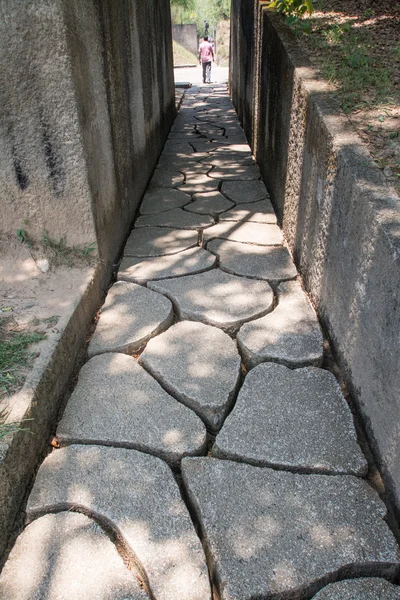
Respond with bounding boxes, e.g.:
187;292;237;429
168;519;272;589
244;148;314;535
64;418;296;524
269;0;314;18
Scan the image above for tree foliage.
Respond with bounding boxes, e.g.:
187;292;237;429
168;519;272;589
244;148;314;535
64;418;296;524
170;0;230;34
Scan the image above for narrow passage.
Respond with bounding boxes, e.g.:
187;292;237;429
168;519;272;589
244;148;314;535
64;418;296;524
1;85;400;600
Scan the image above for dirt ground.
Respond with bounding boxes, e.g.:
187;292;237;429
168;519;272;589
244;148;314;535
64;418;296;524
299;0;400;194
0;235;94;398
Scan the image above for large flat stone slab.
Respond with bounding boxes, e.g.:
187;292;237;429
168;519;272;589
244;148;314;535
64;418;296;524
57;353;207;465
199;153;255;167
207;239;297;283
140;188;191;214
135;208;214;230
203;221;283;245
178;175;220;195
238;280;324;368
148;269;274;331
141;321;241;432
148;168;184;189
222;180;269;203
313;579;400;599
88;282;173;357
209;165;261;180
118;247;216;284
0;512;147;600
163;141;195;154
124;227;199;257
185;191;234;216
213;363;367;475
219;199;277;224
182;458;400;600
28;446;211;600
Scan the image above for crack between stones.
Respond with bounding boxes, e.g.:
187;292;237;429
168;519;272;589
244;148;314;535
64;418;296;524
26;503;156;600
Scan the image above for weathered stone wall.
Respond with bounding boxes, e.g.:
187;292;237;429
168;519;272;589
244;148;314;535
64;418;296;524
172;23;198;59
0;0;175;266
231;5;400;514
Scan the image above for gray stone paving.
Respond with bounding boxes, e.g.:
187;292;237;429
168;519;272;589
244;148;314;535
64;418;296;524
27;446;212;600
185;191;234;215
312;579;400;599
207;239;297;282
148;269;274;330
88;281;173;357
140;188;191;213
0;512;148;600
141;321;241;432
182;458;400;600
203;221;283;245
4;83;399;600
219;199;276;223
135;207;215;229
124;227;199;257
238;279;324;368
222;179;269;203
57;353;207;465
148;168;184;189
118;247;216;283
213;363;367;475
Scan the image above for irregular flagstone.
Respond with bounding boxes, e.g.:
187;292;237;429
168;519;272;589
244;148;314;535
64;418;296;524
157;153;209;170
57;353;207;464
199;153;255;167
203;221;283;245
213;363;367;475
88;282;173;357
312;579;400;599
140;188;191;214
0;512;148;600
135;208;214;230
118;247;216;284
141;321;241;432
207;239;297;283
222;180;269;203
158;162;211;176
185;191;234;216
190;141;229;153
182;458;400;600
237;280;324;368
178;175;220;195
213;143;251;154
209;165;261;180
148;269;273;331
219;199;277;224
163;141;195;154
148;168;184;189
27;446;212;600
124;227;199;257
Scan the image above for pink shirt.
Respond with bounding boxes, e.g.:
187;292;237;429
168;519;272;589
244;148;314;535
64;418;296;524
199;41;213;63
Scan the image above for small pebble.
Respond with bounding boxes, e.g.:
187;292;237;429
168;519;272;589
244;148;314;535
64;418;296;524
36;259;50;273
383;166;393;178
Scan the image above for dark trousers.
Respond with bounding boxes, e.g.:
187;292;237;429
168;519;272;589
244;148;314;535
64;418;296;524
202;61;212;83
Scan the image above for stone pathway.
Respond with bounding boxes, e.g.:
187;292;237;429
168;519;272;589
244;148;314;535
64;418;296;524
1;85;399;599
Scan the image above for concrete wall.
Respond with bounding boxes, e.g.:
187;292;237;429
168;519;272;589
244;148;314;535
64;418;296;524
172;23;198;59
0;0;175;266
230;5;400;515
0;0;175;560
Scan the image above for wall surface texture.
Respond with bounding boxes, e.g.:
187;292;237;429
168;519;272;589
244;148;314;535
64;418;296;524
0;0;175;560
231;4;400;514
172;23;198;58
0;0;175;265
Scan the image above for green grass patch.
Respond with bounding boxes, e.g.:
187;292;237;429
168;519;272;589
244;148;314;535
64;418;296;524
0;318;46;398
173;40;198;66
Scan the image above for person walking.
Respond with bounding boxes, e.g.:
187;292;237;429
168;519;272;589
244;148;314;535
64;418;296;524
198;36;214;84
